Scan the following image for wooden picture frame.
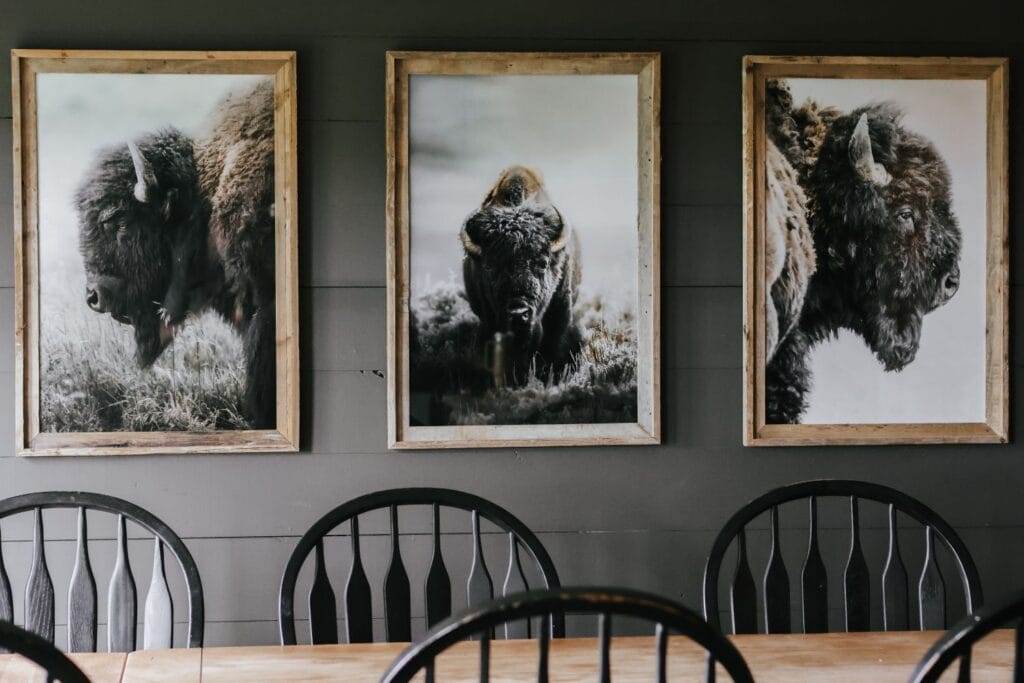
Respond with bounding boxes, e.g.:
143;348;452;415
386;51;661;449
12;50;299;455
742;56;1008;446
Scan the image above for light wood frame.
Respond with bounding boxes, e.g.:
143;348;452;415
12;50;300;455
385;51;661;449
742;56;1009;446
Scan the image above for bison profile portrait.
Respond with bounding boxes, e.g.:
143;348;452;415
765;79;963;424
74;79;276;428
460;166;583;385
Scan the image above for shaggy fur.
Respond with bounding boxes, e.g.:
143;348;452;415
765;79;962;423
461;166;583;385
75;79;276;428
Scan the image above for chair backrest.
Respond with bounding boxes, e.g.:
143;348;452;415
279;487;562;645
0;491;204;651
0;619;90;683
702;480;982;635
911;588;1024;683
381;587;754;683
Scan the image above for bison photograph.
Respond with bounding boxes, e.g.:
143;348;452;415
406;73;642;427
762;77;987;426
35;72;276;433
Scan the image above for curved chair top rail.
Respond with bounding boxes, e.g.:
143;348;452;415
381;587;755;683
279;487;563;645
910;588;1024;683
0;618;90;683
702;479;983;631
0;491;204;648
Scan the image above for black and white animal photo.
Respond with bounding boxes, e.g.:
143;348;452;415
407;74;640;426
763;77;986;424
37;73;276;432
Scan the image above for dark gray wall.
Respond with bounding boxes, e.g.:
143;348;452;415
0;0;1020;647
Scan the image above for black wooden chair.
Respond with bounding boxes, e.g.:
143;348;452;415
0;491;204;652
702;480;982;635
0;619;90;683
381;587;754;683
278;487;563;645
911;588;1024;683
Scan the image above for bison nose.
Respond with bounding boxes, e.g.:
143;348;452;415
942;269;960;298
86;286;102;312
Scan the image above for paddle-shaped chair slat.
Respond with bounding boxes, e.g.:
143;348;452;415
67;507;97;653
143;540;173;650
801;497;828;633
309;541;338;644
703;480;981;637
384;505;412;642
763;506;790;633
24;508;54;643
0;522;12;624
381;587;755;683
502;534;531;639
279;488;562;646
107;514;138;653
882;504;910;631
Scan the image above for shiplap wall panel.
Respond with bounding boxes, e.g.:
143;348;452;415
0;0;1022;646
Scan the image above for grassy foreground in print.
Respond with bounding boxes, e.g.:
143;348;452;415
410;280;638;426
40;310;249;432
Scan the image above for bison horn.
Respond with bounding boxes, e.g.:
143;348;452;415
127;141;155;203
460;224;482;257
849;113;891;187
549;209;571;253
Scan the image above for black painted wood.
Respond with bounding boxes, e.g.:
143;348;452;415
0;620;90;683
24;508;54;643
762;506;790;634
801;497;828;633
309;540;338;644
385;505;412;642
919;526;947;631
107;514;138;653
0;521;13;625
502;533;530;639
67;507;97;653
844;497;870;632
655;623;667;683
381;587;755;683
703;480;982;635
882;504;910;631
538;616;550;683
425;504;452;629
911;588;1024;683
729;528;757;635
344;516;373;644
0;491;204;649
480;633;491;682
280;488;563;645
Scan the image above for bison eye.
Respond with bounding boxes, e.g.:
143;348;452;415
895;207;914;230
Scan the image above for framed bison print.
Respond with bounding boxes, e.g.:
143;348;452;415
742;56;1008;446
385;52;660;448
12;50;299;455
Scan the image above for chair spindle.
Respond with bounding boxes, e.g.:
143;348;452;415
882;504;909;631
108;514;137;652
598;612;611;683
467;511;494;639
479;633;490;683
844;497;870;632
425;504;452;629
730;527;757;634
918;526;947;630
345;516;373;643
502;534;530;638
67;507;97;652
0;520;12;624
384;505;412;642
538;615;550;682
143;540;173;650
801;496;828;633
25;508;55;642
655;622;667;683
308;540;338;644
763;506;791;634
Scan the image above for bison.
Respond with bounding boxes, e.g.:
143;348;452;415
765;79;962;423
75;79;276;428
460;166;583;385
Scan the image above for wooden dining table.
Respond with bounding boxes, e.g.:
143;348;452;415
0;630;1013;682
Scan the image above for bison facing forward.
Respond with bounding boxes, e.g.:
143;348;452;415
460;166;583;385
765;79;962;423
75;79;276;428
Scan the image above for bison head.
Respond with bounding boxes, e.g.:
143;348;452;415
460;166;574;364
75;129;205;367
808;106;962;371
